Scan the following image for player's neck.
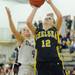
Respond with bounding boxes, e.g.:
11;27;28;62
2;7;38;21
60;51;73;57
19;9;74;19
44;25;53;30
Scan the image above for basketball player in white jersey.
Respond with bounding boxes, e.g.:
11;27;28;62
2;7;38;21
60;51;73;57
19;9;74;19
5;7;35;75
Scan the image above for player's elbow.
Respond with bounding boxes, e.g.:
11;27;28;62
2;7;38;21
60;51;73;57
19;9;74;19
26;21;30;25
26;21;32;26
26;21;32;29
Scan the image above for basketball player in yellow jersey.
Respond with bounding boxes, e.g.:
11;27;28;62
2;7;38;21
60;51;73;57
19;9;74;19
27;0;65;75
5;7;35;75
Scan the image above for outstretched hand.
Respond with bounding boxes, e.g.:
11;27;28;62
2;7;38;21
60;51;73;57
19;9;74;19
5;7;11;18
31;5;38;9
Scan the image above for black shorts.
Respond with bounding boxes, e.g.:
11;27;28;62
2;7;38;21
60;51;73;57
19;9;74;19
36;60;65;75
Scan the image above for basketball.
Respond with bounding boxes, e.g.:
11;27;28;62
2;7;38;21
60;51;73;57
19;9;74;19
29;0;45;7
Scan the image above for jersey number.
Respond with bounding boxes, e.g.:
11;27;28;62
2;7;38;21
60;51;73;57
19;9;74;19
42;40;51;47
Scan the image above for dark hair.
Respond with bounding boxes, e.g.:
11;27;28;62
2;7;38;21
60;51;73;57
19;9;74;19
38;20;43;30
34;22;38;29
19;31;22;34
12;34;15;39
15;47;18;52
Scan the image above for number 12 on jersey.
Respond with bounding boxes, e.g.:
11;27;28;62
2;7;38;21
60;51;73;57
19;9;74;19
42;40;51;47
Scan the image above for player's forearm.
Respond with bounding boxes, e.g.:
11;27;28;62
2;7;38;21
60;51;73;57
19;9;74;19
26;6;38;35
48;1;62;31
27;6;38;24
5;7;17;33
49;2;62;21
8;16;17;33
9;18;25;43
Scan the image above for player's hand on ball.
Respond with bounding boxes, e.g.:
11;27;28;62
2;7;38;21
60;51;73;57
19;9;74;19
29;0;45;7
31;5;38;9
46;0;52;4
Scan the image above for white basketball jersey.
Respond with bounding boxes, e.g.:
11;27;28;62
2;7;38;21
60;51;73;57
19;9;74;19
18;39;35;65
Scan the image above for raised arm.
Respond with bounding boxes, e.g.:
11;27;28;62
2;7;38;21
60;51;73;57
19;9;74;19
26;6;38;35
47;0;62;32
5;7;24;43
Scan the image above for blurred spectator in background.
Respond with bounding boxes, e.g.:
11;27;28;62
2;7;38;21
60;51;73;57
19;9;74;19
38;20;43;30
73;16;75;31
70;37;75;53
61;34;71;49
74;16;75;30
70;67;75;75
0;63;4;75
70;16;75;39
65;15;72;38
